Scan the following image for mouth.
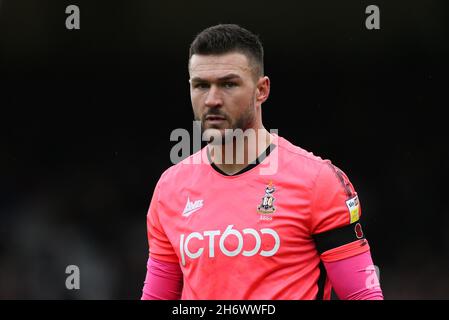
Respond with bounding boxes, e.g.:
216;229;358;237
205;115;227;124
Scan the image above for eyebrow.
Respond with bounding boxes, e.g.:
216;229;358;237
190;74;242;83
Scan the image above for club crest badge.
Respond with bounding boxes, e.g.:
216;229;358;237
257;181;276;215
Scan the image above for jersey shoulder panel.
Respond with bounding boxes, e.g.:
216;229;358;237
276;135;331;183
157;147;207;189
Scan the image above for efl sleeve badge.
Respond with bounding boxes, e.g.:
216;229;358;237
345;195;360;223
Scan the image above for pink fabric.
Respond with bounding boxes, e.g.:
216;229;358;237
141;257;183;300
141;253;383;300
323;250;384;300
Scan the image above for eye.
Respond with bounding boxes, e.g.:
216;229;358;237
222;82;237;88
193;82;209;89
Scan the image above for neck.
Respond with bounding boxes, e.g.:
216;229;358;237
208;127;272;175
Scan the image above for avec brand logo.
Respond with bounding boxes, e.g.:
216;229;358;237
182;197;204;217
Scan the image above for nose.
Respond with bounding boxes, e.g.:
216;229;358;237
204;85;223;108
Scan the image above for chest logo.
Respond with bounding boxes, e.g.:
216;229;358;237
257;181;276;215
182;197;204;217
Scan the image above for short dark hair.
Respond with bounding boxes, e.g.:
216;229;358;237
189;24;264;79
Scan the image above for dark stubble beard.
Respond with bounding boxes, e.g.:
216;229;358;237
196;95;257;145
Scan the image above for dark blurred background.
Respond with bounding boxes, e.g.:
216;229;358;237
0;0;448;299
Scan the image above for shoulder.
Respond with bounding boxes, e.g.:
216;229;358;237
276;135;332;180
157;147;207;189
278;136;355;196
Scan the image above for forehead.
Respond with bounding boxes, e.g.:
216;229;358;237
189;52;252;79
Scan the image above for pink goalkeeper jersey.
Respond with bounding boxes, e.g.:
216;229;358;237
147;134;366;299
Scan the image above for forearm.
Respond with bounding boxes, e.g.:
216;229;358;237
141;257;183;300
323;250;383;300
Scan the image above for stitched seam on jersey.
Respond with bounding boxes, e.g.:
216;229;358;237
276;137;326;165
309;162;327;236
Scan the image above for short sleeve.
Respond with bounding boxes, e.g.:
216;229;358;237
310;162;361;235
147;181;179;263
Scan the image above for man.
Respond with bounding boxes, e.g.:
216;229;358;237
141;24;383;300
